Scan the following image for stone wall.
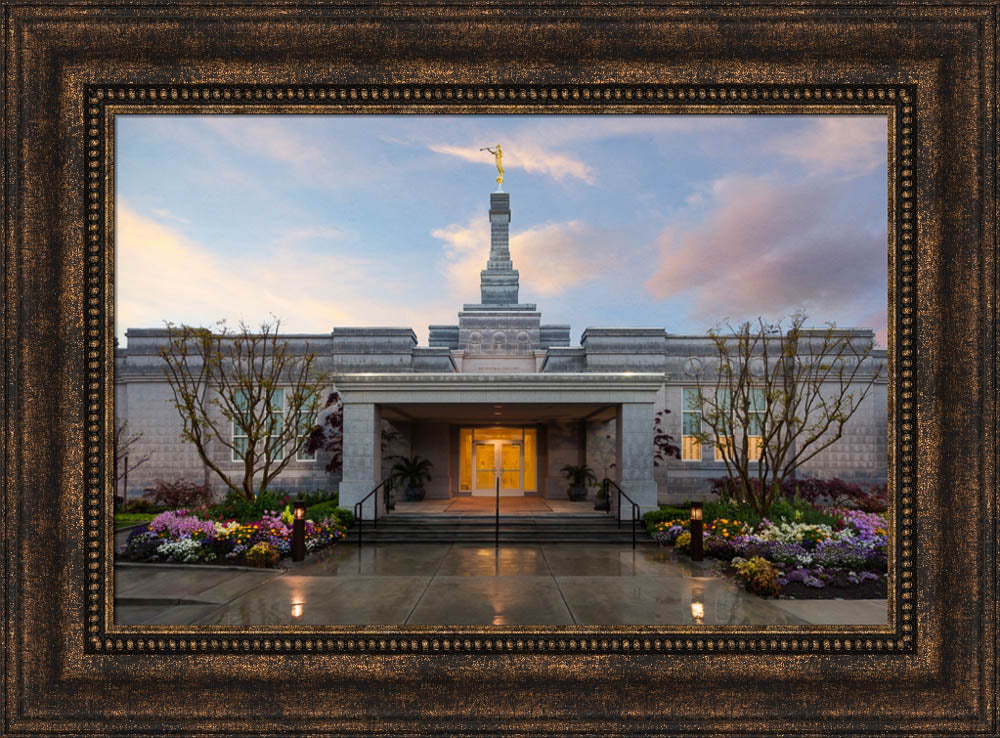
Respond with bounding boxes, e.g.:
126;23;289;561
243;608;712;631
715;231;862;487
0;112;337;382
544;421;586;501
116;324;889;505
409;421;452;499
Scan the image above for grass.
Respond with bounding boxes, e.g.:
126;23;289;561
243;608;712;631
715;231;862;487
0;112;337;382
114;512;157;530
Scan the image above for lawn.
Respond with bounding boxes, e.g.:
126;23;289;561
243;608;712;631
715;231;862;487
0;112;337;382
115;512;157;530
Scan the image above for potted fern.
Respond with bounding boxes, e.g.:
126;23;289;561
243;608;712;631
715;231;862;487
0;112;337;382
388;455;433;502
561;464;597;501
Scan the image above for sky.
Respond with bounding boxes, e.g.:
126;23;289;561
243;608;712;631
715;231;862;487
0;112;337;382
115;114;889;347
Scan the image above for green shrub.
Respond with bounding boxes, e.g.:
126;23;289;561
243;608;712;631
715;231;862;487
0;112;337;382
290;489;337;507
788;496;841;527
209;488;316;522
330;507;354;526
644;506;692;531
305;501;354;526
658;505;690;518
699;496;839;532
703;499;760;530
644;509;676;530
209;490;258;522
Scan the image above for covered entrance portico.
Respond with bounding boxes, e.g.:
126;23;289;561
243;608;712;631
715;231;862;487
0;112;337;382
335;373;664;520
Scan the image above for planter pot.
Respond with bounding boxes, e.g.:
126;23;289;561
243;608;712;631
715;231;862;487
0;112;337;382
404;485;426;502
593;496;611;511
567;485;589;501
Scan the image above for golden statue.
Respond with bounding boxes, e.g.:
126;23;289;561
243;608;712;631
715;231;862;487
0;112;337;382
480;144;504;190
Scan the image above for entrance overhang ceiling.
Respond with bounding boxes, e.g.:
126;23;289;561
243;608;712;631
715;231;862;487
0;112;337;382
334;372;664;401
379;402;618;423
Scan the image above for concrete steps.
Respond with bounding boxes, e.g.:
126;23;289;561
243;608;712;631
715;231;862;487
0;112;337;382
350;513;654;544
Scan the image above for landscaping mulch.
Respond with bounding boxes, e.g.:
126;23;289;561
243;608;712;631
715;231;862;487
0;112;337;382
779;576;887;600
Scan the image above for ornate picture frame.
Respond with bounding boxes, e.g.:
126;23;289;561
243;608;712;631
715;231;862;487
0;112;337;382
3;3;996;735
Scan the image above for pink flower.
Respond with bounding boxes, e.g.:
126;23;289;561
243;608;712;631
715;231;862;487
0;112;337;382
148;510;216;541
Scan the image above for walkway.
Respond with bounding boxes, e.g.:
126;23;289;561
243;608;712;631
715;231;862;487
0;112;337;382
115;544;888;627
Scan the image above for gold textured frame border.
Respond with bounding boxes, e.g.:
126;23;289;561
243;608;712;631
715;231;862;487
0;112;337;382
4;5;997;736
93;91;907;655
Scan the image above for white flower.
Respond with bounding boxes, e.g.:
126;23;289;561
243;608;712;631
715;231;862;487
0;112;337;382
755;521;834;544
156;538;206;563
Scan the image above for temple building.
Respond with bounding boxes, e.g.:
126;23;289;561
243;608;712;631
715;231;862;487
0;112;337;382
115;188;888;517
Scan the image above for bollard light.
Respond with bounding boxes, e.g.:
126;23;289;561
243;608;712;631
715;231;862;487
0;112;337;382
292;501;307;561
689;501;704;562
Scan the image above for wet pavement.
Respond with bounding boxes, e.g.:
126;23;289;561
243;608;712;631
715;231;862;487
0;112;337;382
115;543;889;627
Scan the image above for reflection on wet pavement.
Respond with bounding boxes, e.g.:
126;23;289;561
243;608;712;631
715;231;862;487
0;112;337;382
115;543;887;626
194;576;431;625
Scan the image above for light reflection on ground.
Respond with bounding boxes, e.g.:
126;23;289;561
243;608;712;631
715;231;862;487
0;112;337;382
115;543;889;627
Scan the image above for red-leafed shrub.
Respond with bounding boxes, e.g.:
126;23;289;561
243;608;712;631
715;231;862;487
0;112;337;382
143;478;213;509
123;497;167;514
854;484;888;513
708;476;888;512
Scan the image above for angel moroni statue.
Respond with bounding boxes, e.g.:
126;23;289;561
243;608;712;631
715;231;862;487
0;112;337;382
480;144;504;191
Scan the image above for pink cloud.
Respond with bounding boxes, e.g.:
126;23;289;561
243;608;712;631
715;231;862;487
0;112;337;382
644;174;887;338
116;201;455;345
767;116;888;175
433;217;613;299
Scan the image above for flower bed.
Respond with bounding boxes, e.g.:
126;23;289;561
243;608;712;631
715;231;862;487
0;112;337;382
117;508;346;567
652;504;888;600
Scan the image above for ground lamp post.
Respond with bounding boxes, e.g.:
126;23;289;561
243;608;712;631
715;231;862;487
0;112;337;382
689;501;704;562
292;501;306;562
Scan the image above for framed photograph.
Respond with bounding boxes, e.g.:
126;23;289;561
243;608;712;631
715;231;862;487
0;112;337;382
3;3;996;736
113;112;892;632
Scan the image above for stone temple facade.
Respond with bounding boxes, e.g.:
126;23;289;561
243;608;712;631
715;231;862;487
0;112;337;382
115;188;888;518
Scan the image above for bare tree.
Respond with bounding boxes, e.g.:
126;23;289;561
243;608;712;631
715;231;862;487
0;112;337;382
160;319;328;501
114;417;152;498
691;313;883;516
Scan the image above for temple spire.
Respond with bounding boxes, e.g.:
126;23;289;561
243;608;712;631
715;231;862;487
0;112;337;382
480;192;519;305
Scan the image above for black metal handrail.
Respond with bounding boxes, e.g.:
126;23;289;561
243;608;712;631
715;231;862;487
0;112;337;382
354;478;393;548
602;478;640;549
495;477;500;548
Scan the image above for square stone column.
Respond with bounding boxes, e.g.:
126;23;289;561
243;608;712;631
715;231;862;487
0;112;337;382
339;402;383;520
615;402;658;519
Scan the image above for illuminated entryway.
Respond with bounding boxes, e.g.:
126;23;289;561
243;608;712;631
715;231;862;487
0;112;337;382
335;374;663;519
461;426;537;497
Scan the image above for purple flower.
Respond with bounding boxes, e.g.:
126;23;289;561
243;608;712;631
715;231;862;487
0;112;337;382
148;509;216;541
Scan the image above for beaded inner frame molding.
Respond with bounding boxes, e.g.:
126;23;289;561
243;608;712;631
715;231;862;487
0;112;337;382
5;3;996;734
86;84;913;657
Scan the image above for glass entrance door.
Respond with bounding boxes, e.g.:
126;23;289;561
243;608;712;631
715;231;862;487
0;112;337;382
472;440;524;496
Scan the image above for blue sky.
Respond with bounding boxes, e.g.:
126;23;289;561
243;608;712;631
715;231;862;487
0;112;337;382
115;114;889;347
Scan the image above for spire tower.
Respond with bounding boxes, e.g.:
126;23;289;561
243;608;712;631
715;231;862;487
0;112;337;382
480;192;519;305
428;184;571;356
